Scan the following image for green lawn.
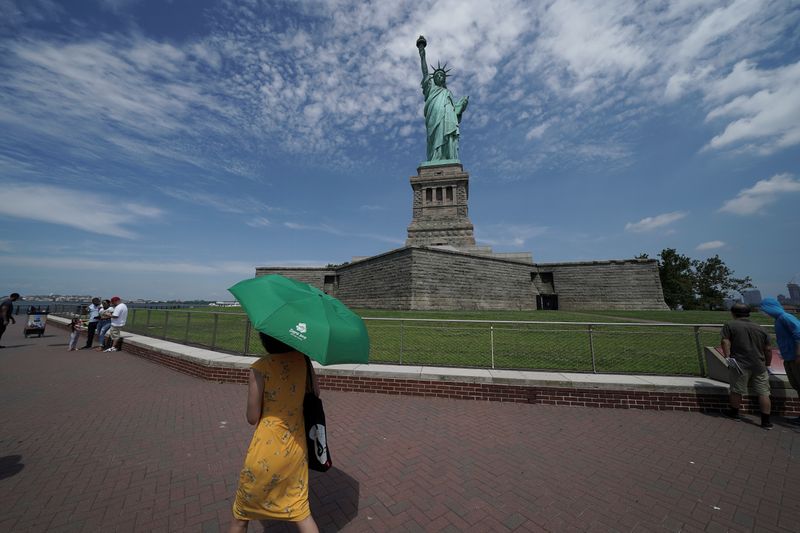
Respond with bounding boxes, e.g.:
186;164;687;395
120;307;745;376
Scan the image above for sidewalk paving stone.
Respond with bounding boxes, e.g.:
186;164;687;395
1;322;799;532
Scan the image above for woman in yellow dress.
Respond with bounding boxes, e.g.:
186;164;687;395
228;333;320;533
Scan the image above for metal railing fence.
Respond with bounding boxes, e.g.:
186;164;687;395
48;307;777;377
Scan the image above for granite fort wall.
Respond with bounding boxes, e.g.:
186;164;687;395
335;249;414;309
255;249;667;311
254;267;334;291
536;259;668;311
410;247;538;310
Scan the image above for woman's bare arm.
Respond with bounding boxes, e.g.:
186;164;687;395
246;368;264;425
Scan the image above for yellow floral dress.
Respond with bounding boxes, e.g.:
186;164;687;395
233;352;310;522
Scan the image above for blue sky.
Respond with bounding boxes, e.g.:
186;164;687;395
1;0;798;302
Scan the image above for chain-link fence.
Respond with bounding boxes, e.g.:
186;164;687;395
49;307;776;376
365;318;740;376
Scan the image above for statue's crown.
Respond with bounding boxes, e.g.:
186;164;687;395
431;60;453;79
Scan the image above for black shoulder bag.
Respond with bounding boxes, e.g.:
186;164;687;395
304;356;332;472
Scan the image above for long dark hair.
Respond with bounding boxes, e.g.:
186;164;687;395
258;332;294;354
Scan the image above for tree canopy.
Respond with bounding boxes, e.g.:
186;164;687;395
647;248;753;310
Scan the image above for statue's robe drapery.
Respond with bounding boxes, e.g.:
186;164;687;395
422;75;461;161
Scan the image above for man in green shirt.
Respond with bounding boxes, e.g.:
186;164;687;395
721;303;773;429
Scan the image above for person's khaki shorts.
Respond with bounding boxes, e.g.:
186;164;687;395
109;326;123;341
729;368;770;396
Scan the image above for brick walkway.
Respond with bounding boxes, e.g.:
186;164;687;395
1;323;799;532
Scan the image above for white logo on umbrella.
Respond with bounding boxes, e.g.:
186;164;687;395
290;322;308;341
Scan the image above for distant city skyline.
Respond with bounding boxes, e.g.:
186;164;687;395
1;1;799;301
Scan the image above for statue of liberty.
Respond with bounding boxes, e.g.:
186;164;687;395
416;35;469;162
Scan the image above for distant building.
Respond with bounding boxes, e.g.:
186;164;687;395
742;289;762;306
788;283;800;304
209;301;240;307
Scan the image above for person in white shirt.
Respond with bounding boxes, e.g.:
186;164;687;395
104;296;128;352
81;297;101;349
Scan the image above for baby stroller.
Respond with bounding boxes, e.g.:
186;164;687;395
24;309;48;338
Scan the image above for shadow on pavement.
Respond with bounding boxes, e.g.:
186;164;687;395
0;455;24;480
256;466;360;532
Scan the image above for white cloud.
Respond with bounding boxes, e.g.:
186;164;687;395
246;217;271;228
696;240;725;251
477;224;547;247
1;0;798;183
625;211;687;233
158;187;274;215
283;221;403;245
719;173;800;215
672;0;762;65
538;0;648;84
525;123;548;141
0;183;162;238
703;61;800;154
0;255;254;275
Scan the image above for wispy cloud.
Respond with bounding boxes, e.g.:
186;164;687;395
359;205;385;211
283;222;403;245
0;183;162;238
157;187;275;215
703;61;800;154
696;240;725;251
1;0;798;183
0;254;255;275
525;123;548;141
625;211;687;233
246;217;271;228
477;224;547;247
719;173;800;215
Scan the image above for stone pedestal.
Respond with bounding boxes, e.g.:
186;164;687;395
405;162;476;248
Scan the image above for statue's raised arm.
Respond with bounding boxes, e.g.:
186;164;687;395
415;35;468;163
417;35;429;82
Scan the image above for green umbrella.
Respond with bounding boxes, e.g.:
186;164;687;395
228;274;369;365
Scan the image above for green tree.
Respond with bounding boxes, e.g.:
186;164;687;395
657;248;695;309
692;255;753;310
653;249;754;310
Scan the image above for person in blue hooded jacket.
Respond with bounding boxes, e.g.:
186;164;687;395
760;298;800;424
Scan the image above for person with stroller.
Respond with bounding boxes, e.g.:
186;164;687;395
0;293;19;348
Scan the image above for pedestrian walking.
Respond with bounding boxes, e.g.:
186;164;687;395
227;332;320;533
721;303;773;429
0;292;20;348
760;298;800;425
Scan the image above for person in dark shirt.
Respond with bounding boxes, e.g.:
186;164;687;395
0;292;20;348
721;303;773;429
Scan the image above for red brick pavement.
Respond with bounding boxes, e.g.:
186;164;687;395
1;323;799;532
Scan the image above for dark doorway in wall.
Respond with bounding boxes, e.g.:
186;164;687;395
323;275;338;294
536;294;559;310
